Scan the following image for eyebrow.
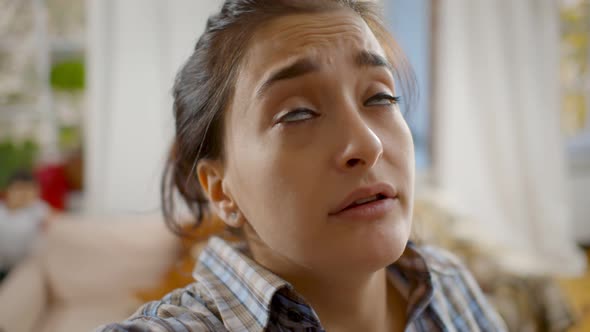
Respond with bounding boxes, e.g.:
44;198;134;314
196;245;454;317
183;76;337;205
355;51;394;74
256;51;394;98
256;59;319;98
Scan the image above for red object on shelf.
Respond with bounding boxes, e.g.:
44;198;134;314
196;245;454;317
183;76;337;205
36;163;69;210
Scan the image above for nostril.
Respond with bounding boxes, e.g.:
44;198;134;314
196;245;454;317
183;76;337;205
346;158;361;167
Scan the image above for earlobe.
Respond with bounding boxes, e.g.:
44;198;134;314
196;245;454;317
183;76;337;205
196;159;244;228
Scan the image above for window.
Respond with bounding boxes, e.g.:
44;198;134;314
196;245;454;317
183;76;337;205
385;0;432;170
561;0;589;136
0;0;85;206
561;0;590;163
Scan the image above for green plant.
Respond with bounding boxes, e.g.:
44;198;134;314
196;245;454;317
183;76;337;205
59;125;81;151
0;139;38;190
50;59;85;91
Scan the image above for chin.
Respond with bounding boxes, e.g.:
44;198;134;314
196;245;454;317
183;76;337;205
367;220;411;265
331;220;411;273
365;238;409;271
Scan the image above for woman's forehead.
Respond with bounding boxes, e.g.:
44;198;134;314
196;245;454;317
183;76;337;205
240;10;387;90
253;10;382;56
261;10;367;43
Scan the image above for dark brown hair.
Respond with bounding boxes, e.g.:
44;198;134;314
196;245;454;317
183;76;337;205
161;0;417;236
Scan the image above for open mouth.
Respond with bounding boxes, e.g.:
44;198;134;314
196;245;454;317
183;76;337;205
329;182;398;217
343;193;388;211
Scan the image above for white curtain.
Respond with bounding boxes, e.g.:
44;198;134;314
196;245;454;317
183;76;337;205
84;0;222;214
433;0;587;276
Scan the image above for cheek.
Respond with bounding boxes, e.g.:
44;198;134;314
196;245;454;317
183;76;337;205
230;150;329;267
229;136;322;232
399;120;415;167
389;117;416;210
224;104;326;239
382;112;414;163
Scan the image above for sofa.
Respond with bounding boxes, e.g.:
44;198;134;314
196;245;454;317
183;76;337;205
0;214;179;332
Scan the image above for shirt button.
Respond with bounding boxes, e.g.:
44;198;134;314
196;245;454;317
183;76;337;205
287;309;303;322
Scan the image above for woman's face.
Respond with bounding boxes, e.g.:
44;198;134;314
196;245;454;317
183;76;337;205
210;10;414;275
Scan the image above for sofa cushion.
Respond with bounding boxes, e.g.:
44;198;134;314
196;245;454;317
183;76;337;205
0;256;47;332
43;214;179;303
39;298;142;332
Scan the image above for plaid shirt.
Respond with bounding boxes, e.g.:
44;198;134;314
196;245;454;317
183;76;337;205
97;237;507;332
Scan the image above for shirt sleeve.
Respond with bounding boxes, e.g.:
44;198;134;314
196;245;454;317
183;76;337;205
425;246;508;332
454;260;509;331
95;286;228;332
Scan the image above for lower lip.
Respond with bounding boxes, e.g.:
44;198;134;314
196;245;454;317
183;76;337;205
329;198;398;222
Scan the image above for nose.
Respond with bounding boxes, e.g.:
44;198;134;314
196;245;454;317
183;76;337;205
336;111;384;172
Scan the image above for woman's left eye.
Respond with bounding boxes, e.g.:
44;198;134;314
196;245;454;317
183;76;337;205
364;93;401;107
276;108;317;124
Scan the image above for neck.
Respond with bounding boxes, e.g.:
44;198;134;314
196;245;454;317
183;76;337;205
246;234;407;332
291;268;398;332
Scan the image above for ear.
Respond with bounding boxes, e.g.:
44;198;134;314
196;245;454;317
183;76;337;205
197;159;244;228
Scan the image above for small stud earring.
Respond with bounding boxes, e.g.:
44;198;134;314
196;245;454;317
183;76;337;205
229;211;238;221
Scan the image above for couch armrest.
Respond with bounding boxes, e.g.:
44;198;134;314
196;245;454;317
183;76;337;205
0;256;48;332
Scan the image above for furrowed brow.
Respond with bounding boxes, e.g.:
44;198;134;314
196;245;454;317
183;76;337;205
256;58;319;98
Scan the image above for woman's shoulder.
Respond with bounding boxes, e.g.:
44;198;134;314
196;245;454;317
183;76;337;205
408;243;508;331
95;282;228;332
410;243;486;293
415;244;467;274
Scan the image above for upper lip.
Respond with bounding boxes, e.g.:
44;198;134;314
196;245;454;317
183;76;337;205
329;182;398;215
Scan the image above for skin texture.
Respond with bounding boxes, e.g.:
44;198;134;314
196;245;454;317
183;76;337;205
197;9;415;332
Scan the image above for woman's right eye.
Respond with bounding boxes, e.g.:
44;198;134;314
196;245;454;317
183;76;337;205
277;108;317;124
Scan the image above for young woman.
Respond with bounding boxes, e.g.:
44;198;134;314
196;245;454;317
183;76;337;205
98;0;506;331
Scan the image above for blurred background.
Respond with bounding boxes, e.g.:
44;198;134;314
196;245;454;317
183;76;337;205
0;0;589;331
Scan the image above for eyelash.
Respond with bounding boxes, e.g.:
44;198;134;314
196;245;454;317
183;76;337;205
277;93;401;125
365;93;401;107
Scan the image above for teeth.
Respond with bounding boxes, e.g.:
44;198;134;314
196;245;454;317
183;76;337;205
353;195;379;205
